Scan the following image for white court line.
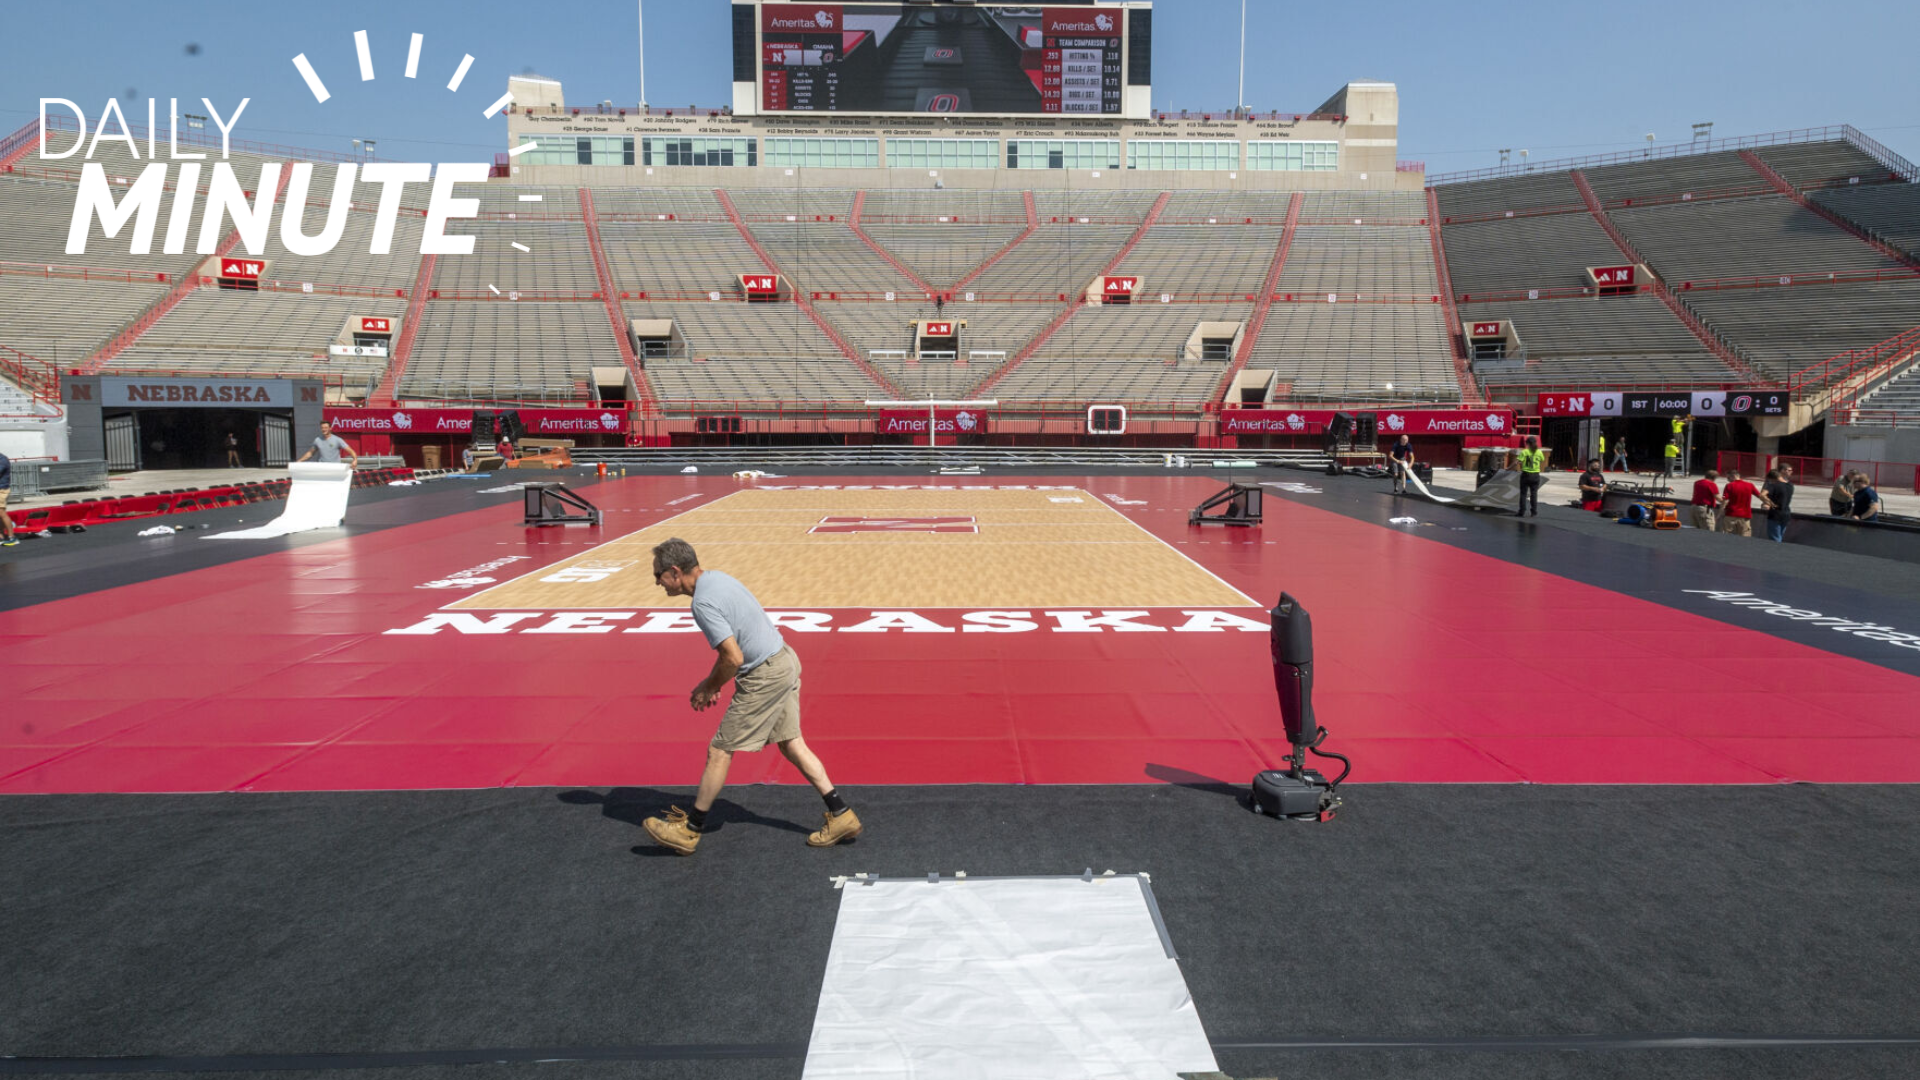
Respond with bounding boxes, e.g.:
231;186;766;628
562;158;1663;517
447;54;474;92
291;54;331;103
354;30;375;81
405;33;423;79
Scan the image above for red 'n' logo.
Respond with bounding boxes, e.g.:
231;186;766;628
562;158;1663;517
809;516;978;534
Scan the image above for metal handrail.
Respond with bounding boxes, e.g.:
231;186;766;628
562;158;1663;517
1430;125;1849;185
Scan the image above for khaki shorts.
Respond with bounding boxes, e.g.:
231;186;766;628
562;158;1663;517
1690;505;1715;532
1720;516;1753;538
712;646;802;752
0;488;9;507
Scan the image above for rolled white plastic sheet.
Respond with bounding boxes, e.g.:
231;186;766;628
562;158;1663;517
207;462;353;540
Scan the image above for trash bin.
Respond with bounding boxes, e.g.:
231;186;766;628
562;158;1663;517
421;445;443;470
1461;448;1482;473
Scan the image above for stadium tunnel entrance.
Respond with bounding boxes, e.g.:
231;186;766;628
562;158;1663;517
117;407;292;471
60;376;327;473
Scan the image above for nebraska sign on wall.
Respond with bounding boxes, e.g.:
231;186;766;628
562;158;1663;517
102;377;293;408
324;408;630;436
1220;409;1514;436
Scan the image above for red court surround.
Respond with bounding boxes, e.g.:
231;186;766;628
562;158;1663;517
4;475;1918;793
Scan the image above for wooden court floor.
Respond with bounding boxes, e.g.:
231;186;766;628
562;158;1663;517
449;487;1258;610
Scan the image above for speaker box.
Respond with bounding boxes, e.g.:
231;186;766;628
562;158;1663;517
1354;413;1378;443
1328;412;1355;442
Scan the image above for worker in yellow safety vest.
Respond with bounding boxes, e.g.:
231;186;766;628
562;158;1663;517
1515;437;1547;517
1664;438;1682;478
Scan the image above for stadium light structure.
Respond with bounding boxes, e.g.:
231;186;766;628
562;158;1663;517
1498;148;1511;167
1237;0;1247;118
1693;121;1715;143
637;0;648;110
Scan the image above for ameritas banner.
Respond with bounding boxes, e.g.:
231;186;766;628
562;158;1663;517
324;408;630;436
1220;408;1516;436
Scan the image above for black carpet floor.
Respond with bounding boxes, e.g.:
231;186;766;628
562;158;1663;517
6;781;1920;1079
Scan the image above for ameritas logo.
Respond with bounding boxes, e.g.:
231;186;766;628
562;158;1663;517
1044;8;1121;35
763;4;841;31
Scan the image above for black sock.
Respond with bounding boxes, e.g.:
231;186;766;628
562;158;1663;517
822;789;849;816
685;806;707;830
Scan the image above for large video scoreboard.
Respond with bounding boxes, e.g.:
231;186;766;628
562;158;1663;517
737;2;1149;116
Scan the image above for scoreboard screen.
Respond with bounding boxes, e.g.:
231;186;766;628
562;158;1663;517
749;3;1138;115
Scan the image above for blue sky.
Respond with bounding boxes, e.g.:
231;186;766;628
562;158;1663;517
4;0;1916;173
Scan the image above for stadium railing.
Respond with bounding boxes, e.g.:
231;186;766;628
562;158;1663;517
1719;452;1920;492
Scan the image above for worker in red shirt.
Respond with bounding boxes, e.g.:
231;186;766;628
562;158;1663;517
496;436;515;463
1690;470;1720;532
1717;468;1771;539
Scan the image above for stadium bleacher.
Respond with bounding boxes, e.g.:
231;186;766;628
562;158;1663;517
106;291;403;387
1811;183;1920;258
401;301;615;402
1611;195;1906;283
4;127;1915;420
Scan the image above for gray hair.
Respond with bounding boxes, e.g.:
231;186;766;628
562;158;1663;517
652;537;700;574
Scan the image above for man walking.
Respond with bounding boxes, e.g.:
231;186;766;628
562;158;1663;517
225;431;242;468
0;450;17;547
1662;437;1682;479
1514;436;1545;517
297;422;359;468
1609;438;1629;473
643;537;861;855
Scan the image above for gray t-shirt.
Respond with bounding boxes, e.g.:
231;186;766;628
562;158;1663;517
690;570;784;674
311;434;352;463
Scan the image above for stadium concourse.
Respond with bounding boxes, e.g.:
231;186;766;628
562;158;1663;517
7;115;1920;1078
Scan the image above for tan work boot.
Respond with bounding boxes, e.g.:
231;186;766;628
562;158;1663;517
643;806;702;855
807;807;862;847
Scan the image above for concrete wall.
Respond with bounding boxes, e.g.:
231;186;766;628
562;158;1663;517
1826;423;1920;465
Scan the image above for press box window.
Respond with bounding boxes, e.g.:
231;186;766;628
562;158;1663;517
641;137;756;167
886;139;999;170
1008;139;1120;171
1126;140;1241;172
1247;141;1340;172
764;138;880;169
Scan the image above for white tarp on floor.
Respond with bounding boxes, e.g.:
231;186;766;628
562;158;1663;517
207;462;353;540
803;874;1216;1080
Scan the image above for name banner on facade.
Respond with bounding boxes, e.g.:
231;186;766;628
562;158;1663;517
102;377;295;408
1220;408;1514;436
323;408;631;436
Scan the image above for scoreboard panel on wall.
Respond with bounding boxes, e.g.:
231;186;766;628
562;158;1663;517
735;2;1150;116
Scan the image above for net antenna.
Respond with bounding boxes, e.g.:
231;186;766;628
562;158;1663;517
865;399;998;452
